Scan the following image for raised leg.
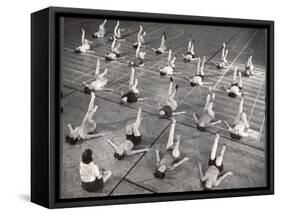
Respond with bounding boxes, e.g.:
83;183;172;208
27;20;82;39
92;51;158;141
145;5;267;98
166;119;176;149
204;94;211;110
81;29;85;45
210;134;220;161
215;144;226;167
200;56;205;76
168;77;174;95
172;134;181;158
95;59;100;76
133;108;142;136
232;66;237;83
196;57;201;76
238;71;243;88
129;67;135;88
234;97;244;124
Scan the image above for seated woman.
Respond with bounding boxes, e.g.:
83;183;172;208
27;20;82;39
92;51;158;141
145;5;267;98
152;32;167;54
128;36;146;67
92;19;107;38
185;57;212;86
159;49;180;76
106;108;150;160
193;88;221;131
154;118;189;179
83;59;113;93
158;77;186;118
182;35;198;62
223;97;250;140
216;43;228;69
75;28;93;53
132;25;146;49
65;92;104;145
120;67;147;104
224;66;244;97
105;36;121;61
80;149;112;192
198;134;233;190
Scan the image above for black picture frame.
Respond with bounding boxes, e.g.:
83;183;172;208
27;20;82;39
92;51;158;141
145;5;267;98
31;6;274;209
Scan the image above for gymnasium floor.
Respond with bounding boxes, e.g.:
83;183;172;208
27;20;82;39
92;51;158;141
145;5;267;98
61;17;266;199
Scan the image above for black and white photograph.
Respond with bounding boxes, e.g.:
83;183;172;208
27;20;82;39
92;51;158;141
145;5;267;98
61;16;267;199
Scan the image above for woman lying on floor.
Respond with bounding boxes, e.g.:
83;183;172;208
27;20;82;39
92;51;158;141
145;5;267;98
198;133;233;190
224;66;244;97
159;49;180;76
154;118;189;179
223;97;250;140
105;36;122;61
120;67;148;104
109;20;127;41
92;19;107;38
132;25;146;49
152;32;167;54
216;43;228;69
80;148;112;192
193;87;221;131
75;29;93;53
83;59;113;93
128;35;146;67
182;35;198;62
158;77;186;118
106;108;150;160
66;92;104;145
185;57;212;86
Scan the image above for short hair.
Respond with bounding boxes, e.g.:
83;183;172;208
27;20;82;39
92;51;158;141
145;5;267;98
230;133;242;140
82;149;93;164
154;169;165;179
84;87;91;94
114;152;125;160
65;135;78;145
228;92;237;98
197;124;207;131
190;82;196;87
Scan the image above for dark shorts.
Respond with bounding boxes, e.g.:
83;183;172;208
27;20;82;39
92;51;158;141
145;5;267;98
230;132;242;140
228;92;237;98
231;83;243;90
160;71;167;76
208;158;223;173
121;91;138;103
126;134;142;146
156;50;162;54
81;178;104;192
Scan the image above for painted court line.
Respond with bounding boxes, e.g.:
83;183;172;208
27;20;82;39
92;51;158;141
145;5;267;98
248;80;265;122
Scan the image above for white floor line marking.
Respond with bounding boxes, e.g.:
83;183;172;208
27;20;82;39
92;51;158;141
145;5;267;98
257;115;265;142
248;80;265;122
213;31;257;89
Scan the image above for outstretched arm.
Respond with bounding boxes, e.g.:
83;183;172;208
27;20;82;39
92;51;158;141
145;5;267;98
67;124;75;134
126;148;150;156
193;113;199;124
198;162;207;182
214;171;233;186
171;157;189;170
172;111;186;116
210;120;222;126
84;133;105;140
106;138;119;151
223;120;233;132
